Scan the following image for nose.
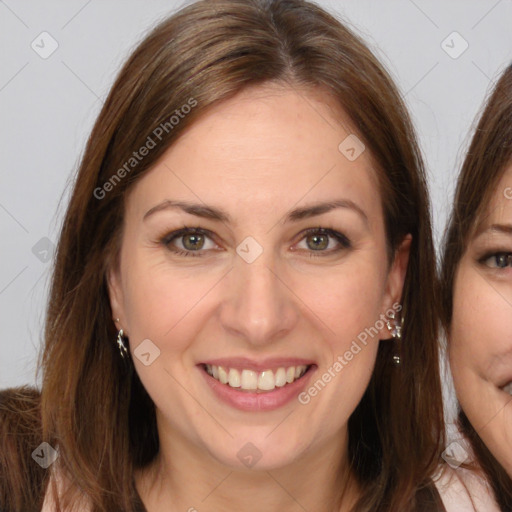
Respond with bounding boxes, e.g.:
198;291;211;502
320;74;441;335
219;251;299;346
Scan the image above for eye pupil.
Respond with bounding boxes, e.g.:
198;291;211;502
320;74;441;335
307;234;328;251
183;234;204;250
495;253;511;268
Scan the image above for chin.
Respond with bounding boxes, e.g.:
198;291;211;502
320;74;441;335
216;445;304;471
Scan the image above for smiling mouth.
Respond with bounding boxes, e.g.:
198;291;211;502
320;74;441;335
202;364;313;392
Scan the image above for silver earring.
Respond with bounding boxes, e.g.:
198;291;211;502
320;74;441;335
116;329;129;359
386;311;403;365
386;311;402;339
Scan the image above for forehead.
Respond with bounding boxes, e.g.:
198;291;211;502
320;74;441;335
126;84;383;225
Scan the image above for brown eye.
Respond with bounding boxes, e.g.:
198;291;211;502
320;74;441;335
161;227;217;257
482;252;512;269
306;233;329;251
182;233;205;251
295;228;351;257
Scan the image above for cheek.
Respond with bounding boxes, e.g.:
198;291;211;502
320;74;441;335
121;253;224;346
297;246;388;323
312;266;382;314
295;258;385;403
450;265;512;457
450;280;484;377
319;274;385;356
451;269;512;379
450;262;496;378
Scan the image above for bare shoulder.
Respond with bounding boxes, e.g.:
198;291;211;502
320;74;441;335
433;464;501;512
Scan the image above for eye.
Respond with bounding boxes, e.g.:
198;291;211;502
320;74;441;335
159;226;351;258
295;227;351;257
480;252;512;269
161;227;217;257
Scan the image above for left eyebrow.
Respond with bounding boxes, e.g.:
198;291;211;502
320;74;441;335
284;199;368;226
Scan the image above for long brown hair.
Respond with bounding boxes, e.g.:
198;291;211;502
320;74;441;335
8;0;443;510
0;387;47;512
439;64;512;510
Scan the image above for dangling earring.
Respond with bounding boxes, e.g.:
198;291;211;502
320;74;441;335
386;310;403;365
117;329;129;359
115;318;129;360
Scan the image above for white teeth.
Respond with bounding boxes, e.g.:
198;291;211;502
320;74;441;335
241;369;258;390
205;364;308;391
218;366;228;384
258;370;275;390
228;368;241;387
502;382;512;395
275;367;286;387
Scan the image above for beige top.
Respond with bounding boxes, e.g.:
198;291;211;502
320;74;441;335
434;465;501;512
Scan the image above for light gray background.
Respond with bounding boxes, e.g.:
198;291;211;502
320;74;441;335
1;0;511;418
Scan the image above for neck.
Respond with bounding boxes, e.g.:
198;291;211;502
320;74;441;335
135;419;360;512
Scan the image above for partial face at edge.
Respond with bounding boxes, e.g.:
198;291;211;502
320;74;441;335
107;84;410;470
450;165;512;476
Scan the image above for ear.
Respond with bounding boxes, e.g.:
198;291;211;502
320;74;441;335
379;234;412;330
106;264;126;334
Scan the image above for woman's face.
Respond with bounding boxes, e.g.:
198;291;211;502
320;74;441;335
108;84;409;471
450;164;512;476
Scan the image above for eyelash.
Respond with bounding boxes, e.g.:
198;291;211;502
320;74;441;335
478;251;512;270
159;226;351;258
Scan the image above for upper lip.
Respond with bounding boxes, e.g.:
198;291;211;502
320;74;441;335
199;357;316;372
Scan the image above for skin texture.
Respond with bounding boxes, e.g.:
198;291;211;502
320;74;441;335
108;83;410;512
450;165;512;478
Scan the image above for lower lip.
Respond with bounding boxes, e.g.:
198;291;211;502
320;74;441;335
200;365;316;412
